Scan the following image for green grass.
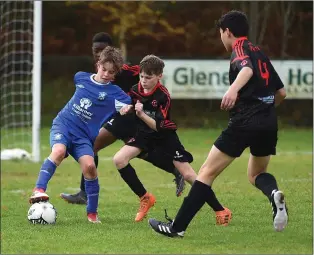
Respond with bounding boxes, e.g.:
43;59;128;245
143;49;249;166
1;128;313;254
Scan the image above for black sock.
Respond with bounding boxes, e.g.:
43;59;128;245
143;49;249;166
172;180;217;232
79;155;99;193
94;154;99;168
145;150;176;176
118;164;147;198
255;172;278;202
80;173;85;192
204;189;224;212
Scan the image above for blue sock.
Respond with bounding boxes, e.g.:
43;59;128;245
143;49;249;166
35;158;57;191
85;177;99;214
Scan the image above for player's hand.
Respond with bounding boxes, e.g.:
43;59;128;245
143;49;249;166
120;105;133;115
135;100;144;117
221;87;238;110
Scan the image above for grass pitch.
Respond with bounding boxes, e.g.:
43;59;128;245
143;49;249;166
1;128;313;254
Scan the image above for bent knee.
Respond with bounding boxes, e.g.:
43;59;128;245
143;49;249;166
247;171;266;185
113;153;129;169
182;172;196;183
51;146;66;164
83;162;97;179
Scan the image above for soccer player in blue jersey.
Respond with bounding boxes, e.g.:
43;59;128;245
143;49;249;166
29;46;131;223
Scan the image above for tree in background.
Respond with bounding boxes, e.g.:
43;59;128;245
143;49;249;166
68;1;184;59
43;1;312;59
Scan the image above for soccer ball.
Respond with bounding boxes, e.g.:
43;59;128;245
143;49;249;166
27;202;57;224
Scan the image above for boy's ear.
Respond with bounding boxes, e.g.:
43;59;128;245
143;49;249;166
226;28;232;37
158;73;163;80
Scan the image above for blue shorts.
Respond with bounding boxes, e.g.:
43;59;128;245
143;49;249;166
50;123;94;162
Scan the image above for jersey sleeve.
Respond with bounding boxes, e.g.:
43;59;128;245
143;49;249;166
155;90;177;132
269;63;285;90
113;89;132;112
122;64;140;76
74;71;86;85
230;45;253;71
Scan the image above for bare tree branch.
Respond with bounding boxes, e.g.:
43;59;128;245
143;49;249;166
257;2;271;45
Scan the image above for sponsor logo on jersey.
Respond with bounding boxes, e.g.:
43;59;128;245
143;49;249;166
257;95;275;104
72;98;93;121
79;98;92;110
144;110;156;118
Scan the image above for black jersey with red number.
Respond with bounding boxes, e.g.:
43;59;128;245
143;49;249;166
95;63;140;93
129;82;177;137
228;37;284;130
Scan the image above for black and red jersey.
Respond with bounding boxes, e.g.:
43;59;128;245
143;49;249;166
95;63;140;93
228;37;284;129
114;64;140;93
129;82;177;136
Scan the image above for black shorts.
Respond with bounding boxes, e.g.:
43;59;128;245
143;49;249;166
214;127;277;157
103;113;137;141
126;132;193;163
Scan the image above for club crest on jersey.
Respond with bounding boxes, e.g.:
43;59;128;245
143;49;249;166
151;100;158;107
80;98;92;110
54;133;62;140
98;92;107;100
240;60;248;66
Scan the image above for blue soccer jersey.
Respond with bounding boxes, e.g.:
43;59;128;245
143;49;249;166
54;71;131;141
50;71;131;161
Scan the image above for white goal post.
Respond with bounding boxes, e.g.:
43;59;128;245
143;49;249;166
0;1;42;162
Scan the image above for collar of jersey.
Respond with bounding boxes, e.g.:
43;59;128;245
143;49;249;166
90;74;111;86
232;37;248;49
138;81;161;96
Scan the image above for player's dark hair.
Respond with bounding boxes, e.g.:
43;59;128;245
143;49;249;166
216;10;249;37
99;46;124;73
139;55;165;76
92;32;113;45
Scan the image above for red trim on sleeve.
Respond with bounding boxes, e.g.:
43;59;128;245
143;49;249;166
122;64;140;76
158;85;171;119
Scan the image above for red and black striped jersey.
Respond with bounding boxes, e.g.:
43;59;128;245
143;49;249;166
228;37;284;129
129;82;177;135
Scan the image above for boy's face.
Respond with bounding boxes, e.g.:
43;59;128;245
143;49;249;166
139;72;162;90
92;42;109;62
220;28;232;52
96;61;116;83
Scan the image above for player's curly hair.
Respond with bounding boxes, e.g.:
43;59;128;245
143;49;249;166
216;10;249;37
99;46;124;73
139;55;165;76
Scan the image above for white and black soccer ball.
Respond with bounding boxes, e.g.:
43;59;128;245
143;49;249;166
27;202;57;225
